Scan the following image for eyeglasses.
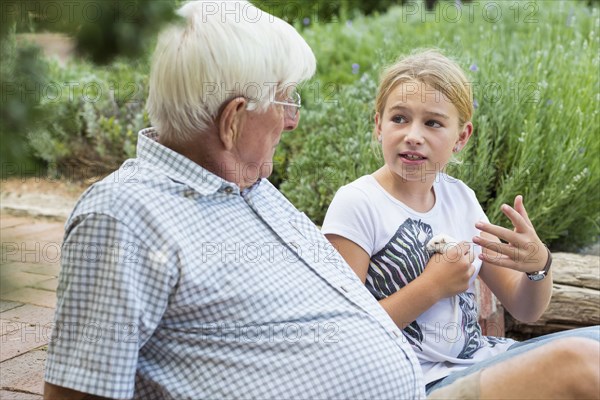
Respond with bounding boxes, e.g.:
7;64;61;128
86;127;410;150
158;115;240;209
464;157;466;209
271;91;301;120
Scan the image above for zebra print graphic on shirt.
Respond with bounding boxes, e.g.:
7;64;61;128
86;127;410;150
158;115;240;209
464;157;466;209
366;219;433;350
365;218;506;357
456;292;484;359
456;292;509;358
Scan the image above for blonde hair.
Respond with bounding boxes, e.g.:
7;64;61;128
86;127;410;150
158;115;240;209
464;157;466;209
374;49;473;131
146;0;316;144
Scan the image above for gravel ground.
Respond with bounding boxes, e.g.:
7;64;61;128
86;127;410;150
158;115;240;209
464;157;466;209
1;178;88;220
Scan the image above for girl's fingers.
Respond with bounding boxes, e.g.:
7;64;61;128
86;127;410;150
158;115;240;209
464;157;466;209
473;235;513;256
475;221;520;245
478;252;520;270
514;195;534;229
500;203;530;233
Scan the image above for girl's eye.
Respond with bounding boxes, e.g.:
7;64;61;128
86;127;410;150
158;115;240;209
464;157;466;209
392;115;407;124
426;120;443;128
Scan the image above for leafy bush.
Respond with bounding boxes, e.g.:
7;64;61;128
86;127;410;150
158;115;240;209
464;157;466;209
10;0;599;250
4;0;177;64
26;58;149;179
0;29;49;174
279;1;599;251
251;0;404;25
277;74;382;220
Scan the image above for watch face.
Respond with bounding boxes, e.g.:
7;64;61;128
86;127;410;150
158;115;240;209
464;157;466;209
528;272;546;281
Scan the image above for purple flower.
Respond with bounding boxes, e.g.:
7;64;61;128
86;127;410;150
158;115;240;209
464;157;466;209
469;64;479;72
303;17;310;26
473;99;479;109
546;99;553;106
352;63;360;74
346;20;353;27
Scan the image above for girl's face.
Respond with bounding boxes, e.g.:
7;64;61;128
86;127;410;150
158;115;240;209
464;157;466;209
375;81;472;184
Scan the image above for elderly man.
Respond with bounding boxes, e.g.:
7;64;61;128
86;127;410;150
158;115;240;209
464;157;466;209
43;1;424;399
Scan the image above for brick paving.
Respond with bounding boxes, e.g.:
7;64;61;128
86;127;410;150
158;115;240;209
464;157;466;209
1;212;64;398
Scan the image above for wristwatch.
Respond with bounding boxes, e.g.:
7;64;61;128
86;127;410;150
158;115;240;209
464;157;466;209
526;246;552;281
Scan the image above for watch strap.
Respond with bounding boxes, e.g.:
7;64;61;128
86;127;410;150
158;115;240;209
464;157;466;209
526;245;552;281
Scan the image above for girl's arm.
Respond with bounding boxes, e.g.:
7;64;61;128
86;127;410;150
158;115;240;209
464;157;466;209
326;234;474;329
474;195;553;322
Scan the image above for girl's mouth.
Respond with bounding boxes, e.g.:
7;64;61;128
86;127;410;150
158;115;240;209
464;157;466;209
399;152;427;162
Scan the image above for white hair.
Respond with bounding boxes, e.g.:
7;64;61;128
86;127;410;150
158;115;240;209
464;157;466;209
146;0;317;143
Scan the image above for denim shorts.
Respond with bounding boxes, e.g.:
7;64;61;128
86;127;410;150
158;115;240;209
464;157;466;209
425;325;600;395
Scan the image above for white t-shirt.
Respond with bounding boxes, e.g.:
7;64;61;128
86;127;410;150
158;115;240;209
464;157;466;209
322;173;514;384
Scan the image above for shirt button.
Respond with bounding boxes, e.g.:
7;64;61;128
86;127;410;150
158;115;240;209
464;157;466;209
224;186;234;194
341;285;350;293
393;330;402;338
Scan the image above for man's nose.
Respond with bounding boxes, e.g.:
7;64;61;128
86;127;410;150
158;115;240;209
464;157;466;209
283;111;300;131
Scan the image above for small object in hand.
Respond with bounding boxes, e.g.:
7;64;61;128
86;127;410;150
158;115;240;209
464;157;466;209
427;234;459;254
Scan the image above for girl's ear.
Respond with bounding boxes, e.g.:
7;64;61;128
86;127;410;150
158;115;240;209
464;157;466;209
456;121;473;150
374;112;383;141
218;97;247;151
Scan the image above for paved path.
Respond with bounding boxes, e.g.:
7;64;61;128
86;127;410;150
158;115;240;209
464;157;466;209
1;212;65;399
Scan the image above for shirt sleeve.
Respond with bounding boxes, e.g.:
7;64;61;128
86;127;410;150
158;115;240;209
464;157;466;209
321;184;377;256
44;213;177;399
465;185;489;224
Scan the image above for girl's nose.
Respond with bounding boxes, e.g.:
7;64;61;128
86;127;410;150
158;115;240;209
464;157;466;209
404;124;424;145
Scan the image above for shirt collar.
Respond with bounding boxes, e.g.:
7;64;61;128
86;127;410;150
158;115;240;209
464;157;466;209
136;128;230;196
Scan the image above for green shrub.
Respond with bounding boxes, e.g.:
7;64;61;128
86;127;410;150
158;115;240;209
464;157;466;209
0;29;48;174
26;58;149;179
278;74;382;220
251;0;402;25
279;0;599;251
13;0;599;250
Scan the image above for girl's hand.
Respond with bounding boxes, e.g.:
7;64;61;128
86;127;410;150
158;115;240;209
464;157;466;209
473;195;548;273
422;241;475;299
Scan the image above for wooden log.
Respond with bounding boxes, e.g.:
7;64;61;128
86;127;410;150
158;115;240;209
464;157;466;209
505;252;600;340
551;253;600;290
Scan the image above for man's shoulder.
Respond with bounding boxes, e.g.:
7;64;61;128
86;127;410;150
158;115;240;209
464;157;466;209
259;179;301;211
77;159;161;202
66;159;177;227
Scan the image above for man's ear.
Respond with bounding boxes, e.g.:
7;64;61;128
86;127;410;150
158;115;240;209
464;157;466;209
218;97;246;151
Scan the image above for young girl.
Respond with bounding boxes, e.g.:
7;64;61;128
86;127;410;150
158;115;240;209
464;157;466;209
322;50;599;398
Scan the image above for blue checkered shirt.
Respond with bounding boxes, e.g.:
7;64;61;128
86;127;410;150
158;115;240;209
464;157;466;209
45;128;424;399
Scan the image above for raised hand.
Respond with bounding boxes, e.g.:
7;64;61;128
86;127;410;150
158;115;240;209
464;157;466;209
473;195;548;273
